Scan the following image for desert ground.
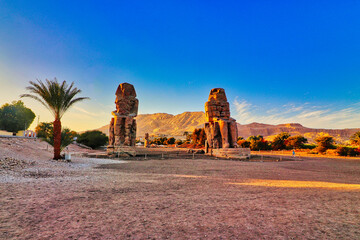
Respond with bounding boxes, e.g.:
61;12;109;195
1;138;360;239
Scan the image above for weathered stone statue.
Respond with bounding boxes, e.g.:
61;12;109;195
108;83;138;155
204;88;238;150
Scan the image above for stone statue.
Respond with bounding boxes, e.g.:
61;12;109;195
108;83;138;152
204;88;238;150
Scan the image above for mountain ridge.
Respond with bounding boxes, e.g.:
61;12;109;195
95;111;360;142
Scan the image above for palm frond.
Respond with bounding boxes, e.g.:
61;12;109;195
21;78;89;119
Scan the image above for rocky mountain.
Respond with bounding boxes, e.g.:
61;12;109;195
95;111;360;142
96;112;206;138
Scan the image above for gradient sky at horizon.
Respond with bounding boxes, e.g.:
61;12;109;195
0;0;359;131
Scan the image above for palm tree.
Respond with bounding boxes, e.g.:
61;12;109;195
21;78;89;159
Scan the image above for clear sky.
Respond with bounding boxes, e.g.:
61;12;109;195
0;0;359;131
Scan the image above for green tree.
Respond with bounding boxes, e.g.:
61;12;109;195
237;139;250;148
150;137;168;145
315;135;335;154
165;137;176;145
21;79;89;159
35;122;53;138
350;131;360;146
77;130;108;149
272;132;291;150
285;135;308;149
247;135;269;150
0;100;35;134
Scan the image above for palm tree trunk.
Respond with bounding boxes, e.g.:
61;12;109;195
53;118;61;160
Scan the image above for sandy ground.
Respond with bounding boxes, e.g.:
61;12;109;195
1;138;360;239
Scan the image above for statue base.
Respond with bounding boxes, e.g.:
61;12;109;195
107;145;137;157
209;148;251;159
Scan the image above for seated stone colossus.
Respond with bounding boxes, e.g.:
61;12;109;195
204;88;238;150
108;83;138;151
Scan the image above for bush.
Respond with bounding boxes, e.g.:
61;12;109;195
272;132;291;150
35;122;77;152
336;146;359;157
348;148;359;157
335;146;348;156
35;122;53;138
149;137;169;145
247;135;270;151
315;135;335;154
285;135;307;149
77;130;108;149
237;139;250;148
165;137;176;145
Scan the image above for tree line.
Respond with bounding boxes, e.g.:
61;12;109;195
187;128;360;157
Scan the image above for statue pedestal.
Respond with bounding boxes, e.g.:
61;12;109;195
210;148;251;159
107;145;136;157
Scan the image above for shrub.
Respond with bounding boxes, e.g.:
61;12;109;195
271;132;291;150
285;135;308;149
247;135;270;150
35;122;53;138
335;146;358;157
77;130;108;149
237;139;250;148
315;135;335;154
35;122;77;152
149;137;168;145
335;146;348;156
165;137;176;145
347;148;358;157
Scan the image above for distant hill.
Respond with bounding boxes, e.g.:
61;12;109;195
95;111;360;142
96;111;206;138
237;122;360;143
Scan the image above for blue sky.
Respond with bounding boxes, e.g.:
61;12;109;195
0;1;359;131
